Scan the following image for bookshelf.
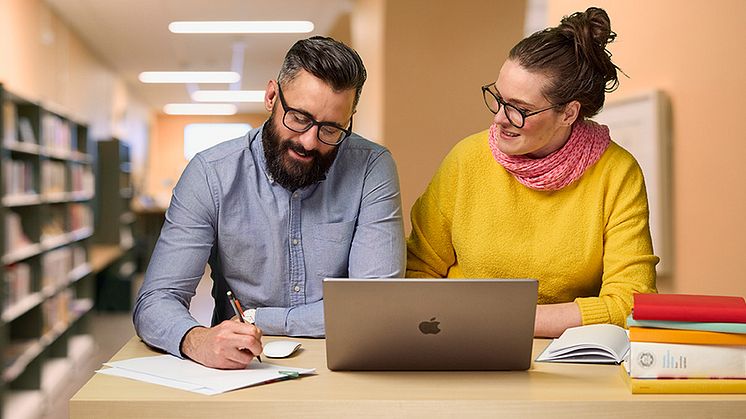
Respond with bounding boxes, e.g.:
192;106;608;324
1;85;96;419
93;138;136;311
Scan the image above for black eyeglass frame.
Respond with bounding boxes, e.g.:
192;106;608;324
481;82;564;129
276;83;353;146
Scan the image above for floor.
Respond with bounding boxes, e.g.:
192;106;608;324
45;273;214;419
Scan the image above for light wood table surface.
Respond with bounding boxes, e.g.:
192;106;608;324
70;336;746;418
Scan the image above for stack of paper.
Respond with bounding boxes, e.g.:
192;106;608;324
97;355;315;395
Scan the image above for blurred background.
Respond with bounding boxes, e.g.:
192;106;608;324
1;1;745;417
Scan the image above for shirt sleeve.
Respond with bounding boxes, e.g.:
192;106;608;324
254;301;325;337
347;150;406;278
132;155;217;357
575;159;659;327
254;149;405;337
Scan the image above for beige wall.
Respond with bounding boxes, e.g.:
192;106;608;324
0;0;151;186
357;0;527;232
145;113;268;206
351;0;385;143
547;0;746;296
0;0;145;138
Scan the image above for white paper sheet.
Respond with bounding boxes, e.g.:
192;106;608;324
97;355;315;395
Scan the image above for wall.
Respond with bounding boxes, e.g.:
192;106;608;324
0;0;151;179
547;0;746;296
144;113;268;207
350;0;385;143
368;0;527;232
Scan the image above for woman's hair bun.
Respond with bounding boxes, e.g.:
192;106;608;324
559;7;616;50
508;7;622;118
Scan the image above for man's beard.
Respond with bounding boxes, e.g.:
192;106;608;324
262;113;339;191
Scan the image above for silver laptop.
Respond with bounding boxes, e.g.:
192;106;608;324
323;278;538;371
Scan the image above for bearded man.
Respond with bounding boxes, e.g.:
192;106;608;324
134;36;404;369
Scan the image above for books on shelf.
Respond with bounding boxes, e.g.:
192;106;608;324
41;289;73;334
41;113;72;153
4;262;32;309
70;164;95;194
18;116;37;144
4;211;33;251
625;292;746;393
68;203;93;231
535;324;629;364
41;160;67;195
42;247;73;291
3;158;36;196
3;100;18;143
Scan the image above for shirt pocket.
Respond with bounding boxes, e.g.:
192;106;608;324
309;220;356;279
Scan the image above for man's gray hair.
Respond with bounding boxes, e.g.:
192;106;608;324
278;36;367;109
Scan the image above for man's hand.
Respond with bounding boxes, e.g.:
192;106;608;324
180;321;263;369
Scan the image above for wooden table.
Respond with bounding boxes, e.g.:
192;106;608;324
70;337;746;418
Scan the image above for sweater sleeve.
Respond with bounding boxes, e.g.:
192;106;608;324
406;149;459;278
575;155;659;327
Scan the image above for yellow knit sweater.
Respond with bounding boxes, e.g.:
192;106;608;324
406;130;658;327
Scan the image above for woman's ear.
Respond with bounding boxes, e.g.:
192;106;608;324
561;100;581;126
264;80;277;112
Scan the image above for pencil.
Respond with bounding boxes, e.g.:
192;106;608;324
226;291;262;363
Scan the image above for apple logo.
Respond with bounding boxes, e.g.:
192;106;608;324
418;317;441;335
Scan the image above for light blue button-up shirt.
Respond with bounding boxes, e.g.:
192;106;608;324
133;125;405;357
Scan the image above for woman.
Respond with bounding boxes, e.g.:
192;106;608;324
406;7;658;337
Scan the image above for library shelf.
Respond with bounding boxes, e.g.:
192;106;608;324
2;83;97;418
2;298;94;384
1;194;43;207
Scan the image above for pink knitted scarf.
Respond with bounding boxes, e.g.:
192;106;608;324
488;120;611;191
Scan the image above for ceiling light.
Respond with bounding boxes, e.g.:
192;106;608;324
168;21;314;34
192;90;266;103
163;104;238;115
139;71;240;84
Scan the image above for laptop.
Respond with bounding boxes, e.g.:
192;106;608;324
323;278;538;371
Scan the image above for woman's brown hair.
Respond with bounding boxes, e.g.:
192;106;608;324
509;7;621;118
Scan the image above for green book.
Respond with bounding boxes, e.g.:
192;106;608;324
626;314;746;334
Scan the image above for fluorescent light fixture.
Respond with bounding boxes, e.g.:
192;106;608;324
163;104;238;115
184;123;252;160
169;21;314;34
139;71;240;84
192;90;266;103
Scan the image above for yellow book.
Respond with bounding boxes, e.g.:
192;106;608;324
620;364;746;394
629;326;746;345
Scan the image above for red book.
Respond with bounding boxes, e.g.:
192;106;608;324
633;294;746;323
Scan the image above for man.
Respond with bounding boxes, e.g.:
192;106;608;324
133;36;405;369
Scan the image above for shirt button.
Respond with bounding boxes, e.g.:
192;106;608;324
292;238;300;245
294;285;301;292
292;192;299;199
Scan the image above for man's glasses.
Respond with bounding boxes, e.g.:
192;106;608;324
276;84;353;146
481;82;563;129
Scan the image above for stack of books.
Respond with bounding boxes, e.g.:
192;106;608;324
622;293;746;393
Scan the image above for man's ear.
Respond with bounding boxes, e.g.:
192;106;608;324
561;100;581;126
264;80;277;112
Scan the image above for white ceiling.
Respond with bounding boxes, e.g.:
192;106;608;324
44;0;354;114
